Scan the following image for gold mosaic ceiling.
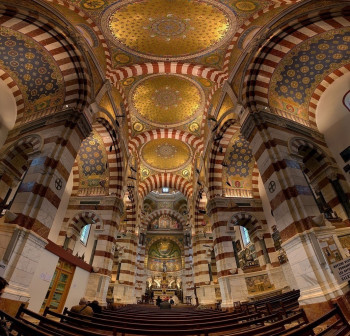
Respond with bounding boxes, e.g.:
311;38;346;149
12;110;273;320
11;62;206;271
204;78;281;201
141;139;191;171
131;75;203;126
104;0;235;59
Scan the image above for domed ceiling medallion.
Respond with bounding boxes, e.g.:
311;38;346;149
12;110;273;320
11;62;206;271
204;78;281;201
141;138;192;172
130;74;204;127
102;0;236;60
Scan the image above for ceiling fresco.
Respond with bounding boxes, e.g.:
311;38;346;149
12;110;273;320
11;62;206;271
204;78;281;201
141;138;192;172
270;28;350;120
0;26;64;117
130;74;203;127
103;0;235;60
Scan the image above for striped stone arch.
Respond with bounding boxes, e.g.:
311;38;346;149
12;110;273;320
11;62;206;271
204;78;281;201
67;211;103;234
129;129;203;155
0;6;91;114
208;119;240;199
144;209;186;229
0;134;43;175
46;0;112;70
308;65;350;127
139;173;193;200
289;137;327;160
200;82;220;137
96;118;124;199
228;212;264;236
108;62;227;84
194;188;208;231
72;118;124;198
242;5;350;115
0;69;25;126
223;0;303;72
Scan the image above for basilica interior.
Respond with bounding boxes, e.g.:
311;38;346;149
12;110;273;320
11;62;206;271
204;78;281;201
0;0;350;329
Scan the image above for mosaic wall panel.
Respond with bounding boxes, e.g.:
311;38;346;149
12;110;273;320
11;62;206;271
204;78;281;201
245;274;274;294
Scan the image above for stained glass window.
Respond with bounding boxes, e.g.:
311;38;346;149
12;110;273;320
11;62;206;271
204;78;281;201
80;224;91;246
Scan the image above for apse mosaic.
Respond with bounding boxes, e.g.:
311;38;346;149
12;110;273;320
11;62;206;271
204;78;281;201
223;134;254;193
0;27;64;114
130;75;203;127
147;239;182;272
270;28;350;120
77;130;109;189
141;138;192;172
102;0;235;60
148;214;182;231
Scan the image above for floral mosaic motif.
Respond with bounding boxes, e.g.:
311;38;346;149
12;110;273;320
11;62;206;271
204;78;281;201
81;0;106;10
226;135;254;178
77;130;109;188
0;27;63;112
270;28;350;118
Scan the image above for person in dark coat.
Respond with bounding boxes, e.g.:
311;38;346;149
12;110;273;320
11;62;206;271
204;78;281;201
156;296;162;306
0;277;9;336
89;300;102;314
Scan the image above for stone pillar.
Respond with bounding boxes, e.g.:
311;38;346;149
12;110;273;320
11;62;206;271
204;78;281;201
112;232;138;304
0;109;91;302
85;198;123;305
241;111;349;318
183;244;194;300
134;243;146;301
192;233;216;305
207;198;238;308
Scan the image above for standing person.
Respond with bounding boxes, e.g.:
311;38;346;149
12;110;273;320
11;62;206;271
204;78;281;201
0;277;9;336
156;296;162;306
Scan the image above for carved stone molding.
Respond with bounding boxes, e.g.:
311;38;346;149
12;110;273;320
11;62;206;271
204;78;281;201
241;111;323;142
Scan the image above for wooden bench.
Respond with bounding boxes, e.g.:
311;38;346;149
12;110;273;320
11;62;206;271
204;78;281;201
16;304;116;336
0;309;51;336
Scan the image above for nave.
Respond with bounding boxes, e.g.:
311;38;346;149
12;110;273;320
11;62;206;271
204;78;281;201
0;0;350;335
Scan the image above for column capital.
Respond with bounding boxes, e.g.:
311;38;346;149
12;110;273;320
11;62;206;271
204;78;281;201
13;108;92;139
113;197;124;216
240;110;323;142
206;197;236;216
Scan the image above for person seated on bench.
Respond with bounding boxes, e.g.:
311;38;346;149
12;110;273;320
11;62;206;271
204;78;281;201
159;299;171;309
71;297;93;316
88;300;102;314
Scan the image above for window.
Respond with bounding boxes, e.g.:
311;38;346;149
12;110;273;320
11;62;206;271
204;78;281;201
162;187;169;193
240;226;250;246
80;224;91;246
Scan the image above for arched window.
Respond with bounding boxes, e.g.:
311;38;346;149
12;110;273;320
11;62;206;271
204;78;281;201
240;226;250;246
80;224;91;246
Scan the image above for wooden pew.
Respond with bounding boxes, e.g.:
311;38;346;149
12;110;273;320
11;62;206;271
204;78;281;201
0;309;51;336
16;303;116;336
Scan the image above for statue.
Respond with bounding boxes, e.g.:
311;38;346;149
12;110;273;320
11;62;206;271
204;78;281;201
162;261;167;273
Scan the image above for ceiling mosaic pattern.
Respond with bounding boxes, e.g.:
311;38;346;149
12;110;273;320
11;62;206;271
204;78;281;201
130;75;203;127
141;138;191;172
102;0;235;60
270;28;350;120
0;27;64;114
77;130;109;189
223;134;254;191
